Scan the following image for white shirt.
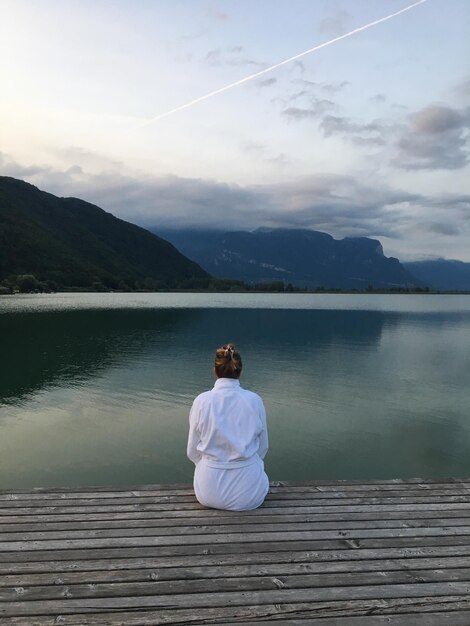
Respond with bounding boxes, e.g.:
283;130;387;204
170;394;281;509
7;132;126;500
187;377;269;468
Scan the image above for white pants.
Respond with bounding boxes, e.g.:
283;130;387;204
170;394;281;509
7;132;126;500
193;457;269;511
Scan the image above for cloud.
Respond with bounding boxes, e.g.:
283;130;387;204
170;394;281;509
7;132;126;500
0;152;51;178
293;78;317;89
371;94;387;104
3;152;469;258
420;222;460;236
275;80;345;120
395;133;468;170
204;48;223;65
0;152;417;236
290;90;312;101
319;115;389;146
242;141;266;155
276;86;470;170
55;146;124;171
410;105;466;134
425;193;470;220
203;47;264;68
393;104;470;170
207;6;229;21
291;78;348;97
319;10;353;37
257;77;277;88
299;101;470;166
274;80;341;110
293;61;305;74
320;81;349;95
241;142;291;167
271;89;311;108
283;100;334;121
267;153;289;167
454;77;470;102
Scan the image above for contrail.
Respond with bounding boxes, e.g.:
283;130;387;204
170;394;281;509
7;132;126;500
139;0;429;128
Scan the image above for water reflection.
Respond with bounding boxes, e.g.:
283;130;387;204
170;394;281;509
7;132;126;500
1;304;469;488
0;308;388;405
0;308;200;405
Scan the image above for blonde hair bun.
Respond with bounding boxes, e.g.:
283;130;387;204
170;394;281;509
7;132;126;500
215;343;242;379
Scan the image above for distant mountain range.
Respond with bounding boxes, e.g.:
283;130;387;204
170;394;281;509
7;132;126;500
404;260;470;292
155;228;422;290
2;176;468;293
0;177;209;291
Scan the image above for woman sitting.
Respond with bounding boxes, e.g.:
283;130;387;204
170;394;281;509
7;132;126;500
187;343;269;511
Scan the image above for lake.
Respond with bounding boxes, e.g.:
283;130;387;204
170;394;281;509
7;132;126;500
1;292;470;488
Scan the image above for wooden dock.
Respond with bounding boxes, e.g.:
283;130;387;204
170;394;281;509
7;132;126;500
1;479;470;625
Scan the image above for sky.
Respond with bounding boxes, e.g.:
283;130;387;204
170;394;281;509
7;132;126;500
1;0;469;261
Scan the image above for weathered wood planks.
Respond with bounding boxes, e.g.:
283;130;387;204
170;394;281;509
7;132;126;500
1;479;470;625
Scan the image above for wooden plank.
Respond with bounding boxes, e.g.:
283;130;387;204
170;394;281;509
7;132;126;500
270;478;470;486
1;477;467;496
3;505;470;528
2;480;470;624
270;482;470;493
3;499;470;518
2;488;470;507
210;614;470;626
2;582;470;617
3;535;470;565
2;489;469;510
0;496;201;510
2;525;470;553
0;483;193;496
2;555;470;588
0;488;195;502
0;511;470;540
2;544;470;575
2;599;470;625
1;483;469;503
208;611;470;626
3;568;470;603
0;481;467;503
0;502;470;523
3;506;470;527
4;516;470;541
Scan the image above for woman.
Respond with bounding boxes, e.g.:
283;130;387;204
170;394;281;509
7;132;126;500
187;343;269;511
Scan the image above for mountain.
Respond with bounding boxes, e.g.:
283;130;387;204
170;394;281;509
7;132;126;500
404;259;470;292
155;227;422;290
0;176;209;291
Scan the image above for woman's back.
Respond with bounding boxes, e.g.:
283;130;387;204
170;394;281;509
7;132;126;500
190;378;267;466
187;344;269;511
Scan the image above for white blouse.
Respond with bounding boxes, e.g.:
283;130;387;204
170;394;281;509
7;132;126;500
187;377;269;468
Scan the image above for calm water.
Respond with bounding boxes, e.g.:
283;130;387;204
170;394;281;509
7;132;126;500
1;292;469;488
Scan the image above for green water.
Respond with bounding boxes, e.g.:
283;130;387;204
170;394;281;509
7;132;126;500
1;293;470;488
